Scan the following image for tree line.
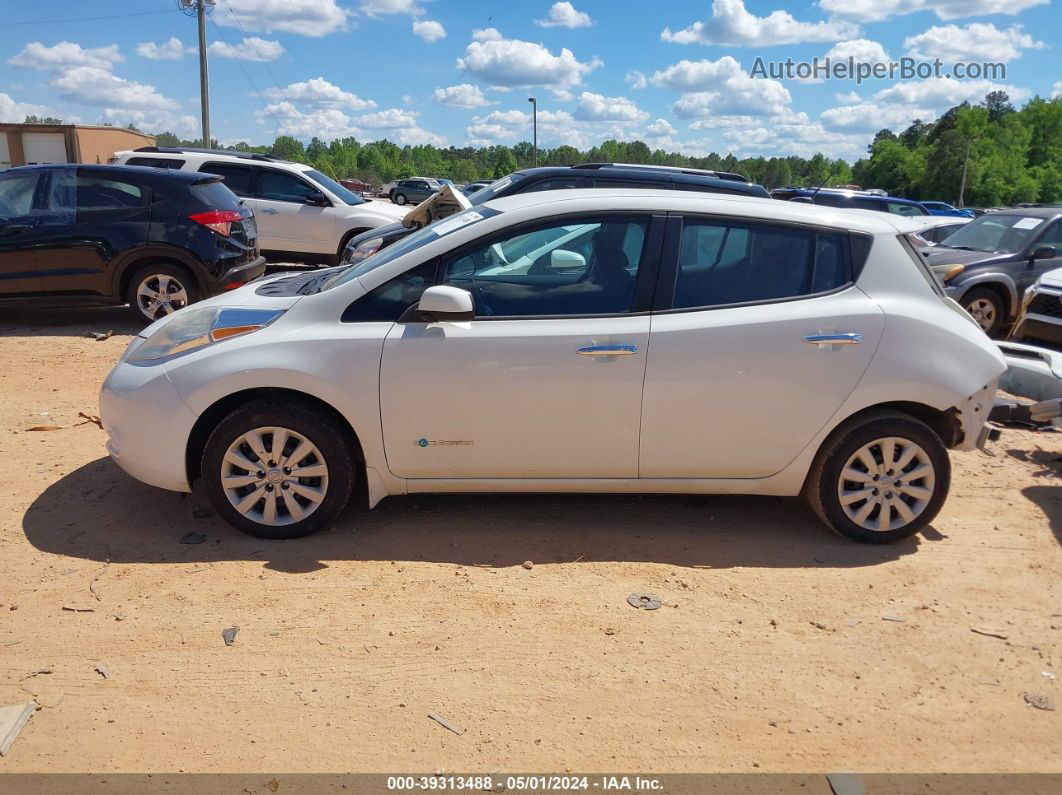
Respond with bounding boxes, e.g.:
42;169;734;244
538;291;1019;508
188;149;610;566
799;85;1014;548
30;89;1057;206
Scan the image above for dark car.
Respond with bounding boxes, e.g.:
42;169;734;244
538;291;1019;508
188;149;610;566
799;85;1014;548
345;162;769;264
390;178;441;206
925;207;1062;336
771;187;930;217
0;164;265;323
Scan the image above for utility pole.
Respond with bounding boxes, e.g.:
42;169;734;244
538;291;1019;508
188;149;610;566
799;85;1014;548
528;97;537;167
180;1;214;148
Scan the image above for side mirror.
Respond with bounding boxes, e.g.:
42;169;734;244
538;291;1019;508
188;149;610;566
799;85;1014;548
550;249;587;271
416;285;474;322
304;191;330;207
1032;246;1057;260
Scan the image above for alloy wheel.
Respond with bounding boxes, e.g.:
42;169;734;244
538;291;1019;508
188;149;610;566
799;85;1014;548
836;436;936;532
136;274;190;320
220;426;329;527
965;297;997;332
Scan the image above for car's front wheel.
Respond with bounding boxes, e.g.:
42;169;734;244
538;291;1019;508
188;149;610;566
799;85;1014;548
962;286;1005;336
804;410;950;543
202;400;357;539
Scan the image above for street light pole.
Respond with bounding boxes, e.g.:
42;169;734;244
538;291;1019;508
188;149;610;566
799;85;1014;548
528;96;537;167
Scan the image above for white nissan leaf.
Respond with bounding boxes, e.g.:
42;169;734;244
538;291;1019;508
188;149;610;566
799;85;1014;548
100;190;1005;544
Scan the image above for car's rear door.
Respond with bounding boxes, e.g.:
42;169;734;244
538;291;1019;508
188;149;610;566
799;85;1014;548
639;214;885;478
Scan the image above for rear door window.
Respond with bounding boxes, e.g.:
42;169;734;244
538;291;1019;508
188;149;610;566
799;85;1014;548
200;162;254;197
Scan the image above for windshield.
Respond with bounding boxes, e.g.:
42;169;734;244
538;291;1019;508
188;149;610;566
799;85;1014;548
941;214;1045;253
324;208;498;290
468;172;526;206
305;169;364;206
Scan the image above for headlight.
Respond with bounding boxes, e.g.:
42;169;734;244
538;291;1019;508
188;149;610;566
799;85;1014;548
344;236;383;264
126;307;284;362
931;263;965;282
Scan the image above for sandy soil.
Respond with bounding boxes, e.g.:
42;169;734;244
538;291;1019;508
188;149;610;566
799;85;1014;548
0;305;1059;774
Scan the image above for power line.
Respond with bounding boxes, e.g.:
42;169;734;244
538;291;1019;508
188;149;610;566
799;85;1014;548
0;9;170;26
220;0;293;105
207;15;283;138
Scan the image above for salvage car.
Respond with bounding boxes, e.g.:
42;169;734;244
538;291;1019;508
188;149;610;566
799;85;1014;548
113;147;407;266
1009;266;1062;345
100;190;1005;544
0;163;264;323
925;207;1062;335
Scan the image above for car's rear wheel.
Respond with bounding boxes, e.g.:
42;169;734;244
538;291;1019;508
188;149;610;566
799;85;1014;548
202;400;356;539
394;193;407;205
804;410;950;543
962;287;1004;336
127;263;199;324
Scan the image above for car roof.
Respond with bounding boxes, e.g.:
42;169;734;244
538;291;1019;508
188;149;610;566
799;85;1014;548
119;147;315;172
5;162;219;184
482;188;924;235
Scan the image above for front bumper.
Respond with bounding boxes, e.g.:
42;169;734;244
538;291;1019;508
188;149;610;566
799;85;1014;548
1012;315;1062;347
100;362;198;492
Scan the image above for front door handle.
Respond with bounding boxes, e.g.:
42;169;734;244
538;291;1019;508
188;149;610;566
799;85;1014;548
803;333;863;345
261;208;280;215
577;344;638;356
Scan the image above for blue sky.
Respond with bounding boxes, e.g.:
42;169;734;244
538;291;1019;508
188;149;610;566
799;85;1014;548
2;0;1059;160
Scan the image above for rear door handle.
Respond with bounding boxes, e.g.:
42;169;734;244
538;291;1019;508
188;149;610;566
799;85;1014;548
577;344;638;356
803;333;863;345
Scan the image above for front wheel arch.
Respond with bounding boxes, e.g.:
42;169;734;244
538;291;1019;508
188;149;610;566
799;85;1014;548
186;388;366;500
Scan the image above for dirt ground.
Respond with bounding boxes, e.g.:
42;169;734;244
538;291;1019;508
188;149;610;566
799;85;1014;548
0;304;1059;774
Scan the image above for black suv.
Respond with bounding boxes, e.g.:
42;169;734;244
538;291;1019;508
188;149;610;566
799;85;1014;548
345;163;769;262
0;164;265;322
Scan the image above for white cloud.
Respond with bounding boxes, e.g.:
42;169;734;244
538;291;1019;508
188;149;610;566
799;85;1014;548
208;37;285;62
873;77;1029;108
536;2;593;29
821;103;937;132
216;0;351;37
135;38;189;61
478;109;530;126
263;77;375;109
432;83;491;108
1054;82;1062;99
904;23;1043;63
412;20;446;42
0;92;51;123
9;41;123;71
573;91;649;122
834;91;862;105
626;70;648;89
394;127;447;146
355;108;419;129
466;123;515;146
645;118;677;138
457;29;602;89
103;109;199;138
662;0;859;47
825;39;891;64
651;56;792;117
359;0;423;15
257;102;358;138
52;66;176;110
818;0;1049;23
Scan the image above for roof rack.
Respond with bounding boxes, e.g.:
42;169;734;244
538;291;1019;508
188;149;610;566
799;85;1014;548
572;162;751;183
133;146;290;163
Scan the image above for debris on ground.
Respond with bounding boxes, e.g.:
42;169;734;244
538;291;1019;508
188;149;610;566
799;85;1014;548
428;712;465;736
811;621;831;631
26;425;64;432
845;619;861;628
604;627;616;636
192;507;215;520
222;627;239;646
94;663;113;680
0;701;37;757
1022;691;1056;711
627;592;662;610
84;330;114;342
180;532;207;545
970;626;1009;639
76;412;103;429
522;560;533;570
881;615;906;623
1042;671;1057;680
61;605;95;613
20;670;53;681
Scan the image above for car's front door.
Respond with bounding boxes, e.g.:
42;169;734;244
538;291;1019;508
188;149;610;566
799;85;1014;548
1022;220;1062;290
250;167;334;256
379;213;664;479
0;169;44;296
639;215;885;478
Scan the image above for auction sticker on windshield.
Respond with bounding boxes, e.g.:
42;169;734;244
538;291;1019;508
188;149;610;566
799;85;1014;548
1013;217;1044;230
432;211;484;237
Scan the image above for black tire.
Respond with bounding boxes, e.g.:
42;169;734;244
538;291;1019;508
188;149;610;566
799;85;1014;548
126;262;200;324
961;286;1005;337
201;399;357;539
803;410;950;543
394;193;407;206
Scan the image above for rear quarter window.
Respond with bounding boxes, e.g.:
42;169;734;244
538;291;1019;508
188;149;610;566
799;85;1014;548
190;180;244;210
126;157;186;170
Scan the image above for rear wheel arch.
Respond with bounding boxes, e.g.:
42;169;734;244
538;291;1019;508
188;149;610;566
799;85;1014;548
116;249;205;300
814;401;962;463
186;387;366;496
